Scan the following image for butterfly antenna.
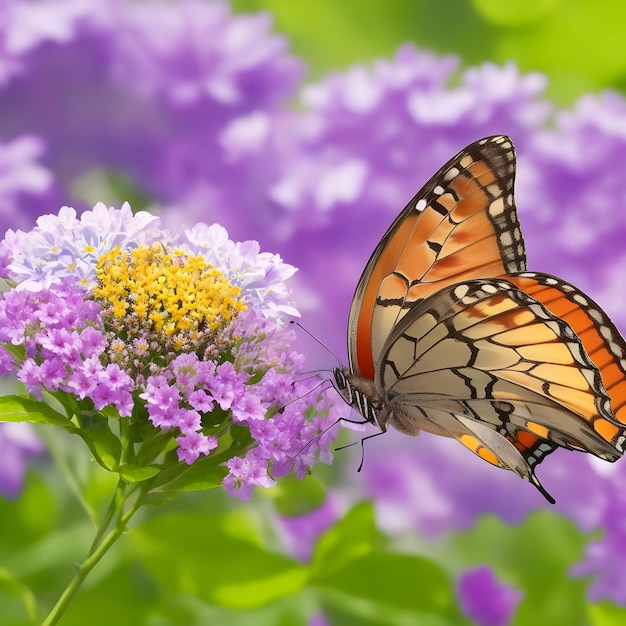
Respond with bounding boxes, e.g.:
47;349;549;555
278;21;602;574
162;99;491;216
278;379;334;412
290;321;343;367
292;370;335;384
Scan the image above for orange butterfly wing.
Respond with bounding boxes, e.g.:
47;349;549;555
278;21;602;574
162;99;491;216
341;134;626;502
348;136;525;380
376;278;625;501
509;271;626;448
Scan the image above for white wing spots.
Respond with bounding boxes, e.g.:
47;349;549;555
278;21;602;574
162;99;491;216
433;185;444;195
600;324;614;342
486;184;502;198
506;194;515;207
482;283;500;294
588;308;603;324
489;197;505;217
499;230;513;247
608;339;623;357
444;167;460;181
453;283;470;300
415;198;427;212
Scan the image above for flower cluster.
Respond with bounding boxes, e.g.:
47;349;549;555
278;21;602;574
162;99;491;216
0;203;338;499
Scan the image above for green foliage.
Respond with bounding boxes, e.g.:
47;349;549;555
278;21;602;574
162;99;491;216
588;602;626;626
132;510;309;609
230;0;626;103
4;465;626;626
310;502;463;626
448;511;596;626
267;473;328;516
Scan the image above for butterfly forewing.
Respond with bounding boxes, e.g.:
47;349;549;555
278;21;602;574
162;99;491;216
348;136;525;380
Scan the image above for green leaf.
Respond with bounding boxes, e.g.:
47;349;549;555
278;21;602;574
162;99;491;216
160;463;229;492
0;566;37;623
310;501;381;578
117;463;160;483
589;602;626;626
448;511;592;626
0;472;59;552
470;0;562;26
0;395;123;471
75;427;121;472
267;473;327;517
0;395;75;429
315;552;454;617
132;510;307;609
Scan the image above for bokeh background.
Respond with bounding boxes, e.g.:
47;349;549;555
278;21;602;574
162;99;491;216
2;1;626;624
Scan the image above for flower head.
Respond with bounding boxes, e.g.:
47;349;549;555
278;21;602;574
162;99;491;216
0;203;337;497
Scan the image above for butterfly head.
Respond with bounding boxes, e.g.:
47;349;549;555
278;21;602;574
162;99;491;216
333;366;382;428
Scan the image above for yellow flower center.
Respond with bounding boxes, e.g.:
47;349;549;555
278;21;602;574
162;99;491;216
93;245;246;343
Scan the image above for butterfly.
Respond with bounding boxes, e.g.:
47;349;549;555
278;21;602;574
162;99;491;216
333;135;626;503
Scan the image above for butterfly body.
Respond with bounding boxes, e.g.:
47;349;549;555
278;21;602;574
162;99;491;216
340;135;626;502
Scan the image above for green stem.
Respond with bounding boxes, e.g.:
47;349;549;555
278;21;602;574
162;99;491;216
35;426;96;525
40;483;145;626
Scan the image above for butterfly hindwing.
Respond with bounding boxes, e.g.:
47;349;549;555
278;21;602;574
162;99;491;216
375;279;625;486
349;136;525;381
510;272;626;437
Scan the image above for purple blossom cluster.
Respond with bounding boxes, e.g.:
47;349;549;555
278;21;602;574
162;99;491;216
219;308;340;500
0;202;160;289
183;222;299;318
0;203;338;500
0;278;133;416
137;307;341;487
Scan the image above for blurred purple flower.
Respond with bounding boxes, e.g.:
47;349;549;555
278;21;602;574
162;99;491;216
308;614;331;626
0;421;44;499
458;566;523;626
280;496;341;561
0;0;302;236
0;135;58;230
521;91;626;331
262;47;552;360
569;460;626;604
